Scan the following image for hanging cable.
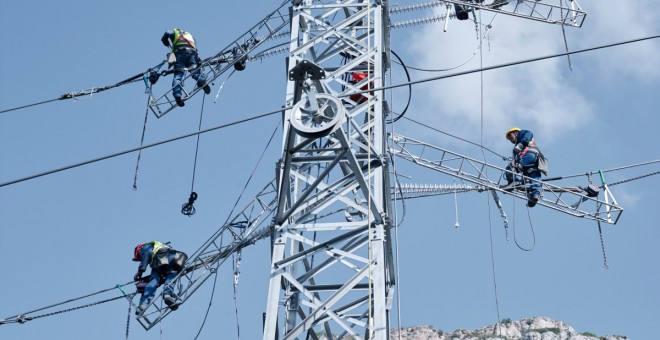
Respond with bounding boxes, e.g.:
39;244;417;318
125;298;132;340
181;94;207;216
387;51;412;124
190;120;279;340
453;178;460;228
596;220;609;269
510;196;536;252
132;97;151;190
559;0;573;70
192;261;221;340
232;251;242;340
213;70;237;103
475;8;502;335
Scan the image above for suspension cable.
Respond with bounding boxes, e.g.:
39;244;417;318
0;108;283;189
0;62;166;115
1;282;136;325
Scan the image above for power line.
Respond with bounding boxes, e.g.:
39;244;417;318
0;109;282;189
0;62;164;115
345;34;660;97
3;35;658;189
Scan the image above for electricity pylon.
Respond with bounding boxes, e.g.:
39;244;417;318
263;1;394;339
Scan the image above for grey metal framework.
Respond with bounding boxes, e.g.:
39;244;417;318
441;0;587;27
147;1;292;118
263;1;394;339
135;180;279;329
131;0;601;337
390;133;623;224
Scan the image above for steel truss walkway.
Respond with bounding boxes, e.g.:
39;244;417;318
135;181;278;329
147;1;292;118
441;0;587;27
389;133;623;224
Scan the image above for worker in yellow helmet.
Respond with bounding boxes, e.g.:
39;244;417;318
161;28;211;107
503;127;548;207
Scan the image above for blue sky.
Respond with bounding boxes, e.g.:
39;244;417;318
1;1;659;339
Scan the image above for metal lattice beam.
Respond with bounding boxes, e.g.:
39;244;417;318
263;1;394;339
441;0;587;27
390;133;623;224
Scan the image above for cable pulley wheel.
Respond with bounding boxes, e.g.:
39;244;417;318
290;93;344;138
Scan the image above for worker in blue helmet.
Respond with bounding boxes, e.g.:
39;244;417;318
503;127;548;207
132;241;188;315
161;28;211;107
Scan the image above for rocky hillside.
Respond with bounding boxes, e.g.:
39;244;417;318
390;316;627;340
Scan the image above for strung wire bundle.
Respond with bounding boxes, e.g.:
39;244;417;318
181;192;198;216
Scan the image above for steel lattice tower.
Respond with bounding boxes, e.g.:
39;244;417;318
263;1;395;339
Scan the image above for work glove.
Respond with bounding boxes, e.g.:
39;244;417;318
134;271;143;281
513;143;523;155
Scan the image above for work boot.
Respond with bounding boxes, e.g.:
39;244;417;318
174;96;185;107
527;193;540;208
197;80;211;95
163;294;176;306
136;304;147;315
163;294;179;310
490;0;509;9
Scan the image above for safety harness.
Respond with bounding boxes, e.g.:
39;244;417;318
172;29;196;51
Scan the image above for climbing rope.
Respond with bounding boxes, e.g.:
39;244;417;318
181;192;199;216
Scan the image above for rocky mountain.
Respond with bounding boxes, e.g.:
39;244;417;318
390;316;627;340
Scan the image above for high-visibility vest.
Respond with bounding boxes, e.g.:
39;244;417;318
147;241;170;257
172;28;196;51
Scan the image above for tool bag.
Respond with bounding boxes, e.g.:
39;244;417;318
167;52;177;65
171;251;188;272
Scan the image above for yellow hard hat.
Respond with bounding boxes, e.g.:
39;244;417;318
505;127;520;140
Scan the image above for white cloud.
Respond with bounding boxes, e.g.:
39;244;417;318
399;0;659;148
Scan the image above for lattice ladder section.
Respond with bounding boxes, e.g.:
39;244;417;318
441;0;587;27
135;181;278;330
390;133;623;224
147;1;291;118
263;1;395;339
